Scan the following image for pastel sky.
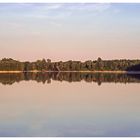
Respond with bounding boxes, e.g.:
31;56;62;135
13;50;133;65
0;3;140;61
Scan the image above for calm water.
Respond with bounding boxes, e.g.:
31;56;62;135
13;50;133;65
0;72;140;137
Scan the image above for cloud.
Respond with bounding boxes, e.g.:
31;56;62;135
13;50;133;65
0;3;112;28
65;3;111;12
44;4;64;10
20;3;111;19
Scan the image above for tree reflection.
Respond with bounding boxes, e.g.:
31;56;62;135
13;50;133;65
0;72;140;85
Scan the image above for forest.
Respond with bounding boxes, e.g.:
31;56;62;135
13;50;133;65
0;58;140;71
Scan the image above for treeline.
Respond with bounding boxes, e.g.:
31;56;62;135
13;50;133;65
0;58;140;71
0;72;140;85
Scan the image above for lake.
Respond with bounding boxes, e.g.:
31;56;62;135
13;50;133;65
0;72;140;137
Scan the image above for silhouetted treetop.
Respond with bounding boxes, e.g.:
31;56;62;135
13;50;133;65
0;58;140;72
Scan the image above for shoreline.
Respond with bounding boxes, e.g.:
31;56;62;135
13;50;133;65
0;70;140;74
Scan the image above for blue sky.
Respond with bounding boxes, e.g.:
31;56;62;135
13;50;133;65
0;3;140;61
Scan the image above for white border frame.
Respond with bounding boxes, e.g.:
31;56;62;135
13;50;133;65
0;0;140;139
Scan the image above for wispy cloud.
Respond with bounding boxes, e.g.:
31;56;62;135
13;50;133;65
18;3;112;19
64;3;111;12
0;3;118;29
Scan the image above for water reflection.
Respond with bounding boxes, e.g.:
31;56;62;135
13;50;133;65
0;72;140;85
0;72;140;136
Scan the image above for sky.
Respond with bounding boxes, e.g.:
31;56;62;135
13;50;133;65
0;3;140;61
